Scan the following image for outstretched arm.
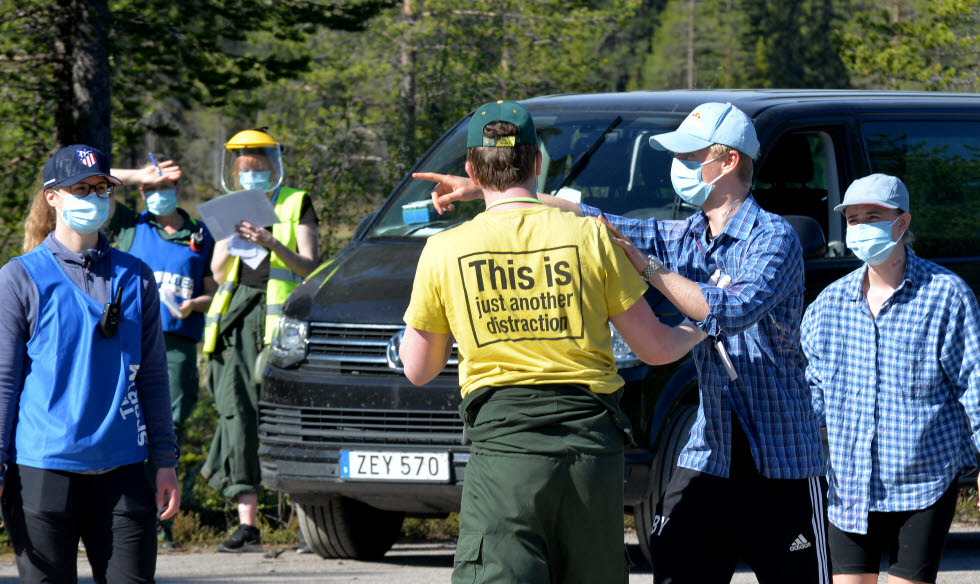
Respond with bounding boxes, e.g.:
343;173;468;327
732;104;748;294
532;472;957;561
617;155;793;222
413;172;583;216
609;299;706;365
111;159;181;186
599;215;710;321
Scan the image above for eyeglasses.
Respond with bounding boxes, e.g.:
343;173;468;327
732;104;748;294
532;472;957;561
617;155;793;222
61;182;113;198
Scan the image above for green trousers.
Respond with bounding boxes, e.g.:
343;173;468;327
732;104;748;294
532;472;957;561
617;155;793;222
164;333;200;443
453;385;630;584
202;284;265;499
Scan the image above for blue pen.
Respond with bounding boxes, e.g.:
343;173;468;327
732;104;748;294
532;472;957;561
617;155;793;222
148;152;163;177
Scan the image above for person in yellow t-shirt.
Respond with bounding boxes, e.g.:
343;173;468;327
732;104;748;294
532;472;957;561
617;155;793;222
401;100;705;584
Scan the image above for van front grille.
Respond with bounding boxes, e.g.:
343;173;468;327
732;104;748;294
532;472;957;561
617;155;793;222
259;402;464;446
304;322;459;376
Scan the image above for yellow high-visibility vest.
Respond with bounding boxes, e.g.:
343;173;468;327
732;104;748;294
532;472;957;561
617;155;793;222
202;187;308;353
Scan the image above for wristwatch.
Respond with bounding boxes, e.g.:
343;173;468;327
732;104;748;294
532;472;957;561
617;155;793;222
642;255;664;282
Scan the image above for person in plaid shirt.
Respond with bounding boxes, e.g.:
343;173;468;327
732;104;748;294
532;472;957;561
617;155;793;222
801;174;980;584
419;102;829;584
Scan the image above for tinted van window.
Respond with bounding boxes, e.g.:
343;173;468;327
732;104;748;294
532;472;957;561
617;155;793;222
863;120;980;258
366;112;689;239
753;131;838;250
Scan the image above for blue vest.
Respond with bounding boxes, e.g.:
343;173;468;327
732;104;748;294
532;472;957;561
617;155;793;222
128;211;213;341
14;245;147;471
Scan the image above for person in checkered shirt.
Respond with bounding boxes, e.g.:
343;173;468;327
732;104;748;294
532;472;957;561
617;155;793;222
802;174;980;584
420;102;831;584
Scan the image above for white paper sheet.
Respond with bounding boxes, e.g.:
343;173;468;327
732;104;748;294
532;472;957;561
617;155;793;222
227;236;269;269
553;187;582;203
196;189;282;241
159;289;182;318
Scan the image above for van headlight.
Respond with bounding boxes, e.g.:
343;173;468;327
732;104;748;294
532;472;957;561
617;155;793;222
270;316;309;368
609;322;642;369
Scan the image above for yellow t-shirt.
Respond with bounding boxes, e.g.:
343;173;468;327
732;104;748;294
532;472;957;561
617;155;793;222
404;205;647;397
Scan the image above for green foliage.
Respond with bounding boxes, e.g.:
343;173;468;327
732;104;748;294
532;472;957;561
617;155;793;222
837;0;980;90
0;0;392;263
401;513;460;540
0;2;62;260
634;0;849;90
636;0;753;89
955;488;980;525
382;0;641;162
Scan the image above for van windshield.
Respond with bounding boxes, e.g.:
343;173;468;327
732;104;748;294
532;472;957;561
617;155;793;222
366;111;690;239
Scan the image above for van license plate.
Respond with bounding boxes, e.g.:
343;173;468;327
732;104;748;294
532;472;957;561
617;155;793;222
340;451;450;482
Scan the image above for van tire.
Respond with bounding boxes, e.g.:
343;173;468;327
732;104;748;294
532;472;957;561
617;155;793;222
296;497;404;560
633;402;697;568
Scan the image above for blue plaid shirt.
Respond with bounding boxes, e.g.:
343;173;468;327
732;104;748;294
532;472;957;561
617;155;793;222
582;195;825;479
802;249;980;534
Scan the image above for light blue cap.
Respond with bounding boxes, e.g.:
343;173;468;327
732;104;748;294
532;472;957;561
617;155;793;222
650;102;760;158
835;174;910;213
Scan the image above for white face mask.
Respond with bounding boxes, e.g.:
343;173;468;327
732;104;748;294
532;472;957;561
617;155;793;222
239;170;272;192
669;154;726;207
846;216;905;265
145;189;178;216
56;190;110;234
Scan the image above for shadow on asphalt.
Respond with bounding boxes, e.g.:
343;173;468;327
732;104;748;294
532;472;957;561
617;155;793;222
939;530;980;572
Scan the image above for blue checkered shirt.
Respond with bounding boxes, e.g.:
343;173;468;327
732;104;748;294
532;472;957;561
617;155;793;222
582;195;825;479
802;249;980;534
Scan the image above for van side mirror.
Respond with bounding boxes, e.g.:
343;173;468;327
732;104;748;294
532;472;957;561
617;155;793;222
354;212;377;240
783;215;826;259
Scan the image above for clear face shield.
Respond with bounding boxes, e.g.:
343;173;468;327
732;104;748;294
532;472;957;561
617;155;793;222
220;145;284;194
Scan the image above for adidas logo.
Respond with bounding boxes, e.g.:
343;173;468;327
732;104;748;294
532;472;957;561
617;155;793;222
789;534;812;552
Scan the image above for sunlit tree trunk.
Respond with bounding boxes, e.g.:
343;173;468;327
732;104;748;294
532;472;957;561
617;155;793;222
400;0;418;160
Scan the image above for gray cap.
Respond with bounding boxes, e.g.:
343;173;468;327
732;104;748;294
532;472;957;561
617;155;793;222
834;174;909;213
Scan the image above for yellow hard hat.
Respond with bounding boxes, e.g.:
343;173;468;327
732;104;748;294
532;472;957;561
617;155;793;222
225;129;278;150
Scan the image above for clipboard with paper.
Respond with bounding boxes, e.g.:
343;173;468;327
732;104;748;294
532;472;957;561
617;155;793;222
196;189;281;269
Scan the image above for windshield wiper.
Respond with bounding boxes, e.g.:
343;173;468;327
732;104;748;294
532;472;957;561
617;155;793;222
554;116;622;191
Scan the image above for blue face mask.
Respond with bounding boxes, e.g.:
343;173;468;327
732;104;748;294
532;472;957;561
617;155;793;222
57;191;109;234
145;189;178;216
239;170;272;192
669;154;726;207
846;217;904;265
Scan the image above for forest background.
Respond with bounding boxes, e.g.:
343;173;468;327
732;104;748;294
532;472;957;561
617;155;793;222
1;0;979;542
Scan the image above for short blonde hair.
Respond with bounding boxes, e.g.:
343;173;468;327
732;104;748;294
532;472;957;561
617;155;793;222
708;144;753;187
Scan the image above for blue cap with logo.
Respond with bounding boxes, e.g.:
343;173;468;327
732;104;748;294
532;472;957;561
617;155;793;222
835;174;909;213
650;102;760;158
42;144;122;190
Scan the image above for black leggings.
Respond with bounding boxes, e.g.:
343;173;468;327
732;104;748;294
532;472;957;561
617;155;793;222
1;463;158;584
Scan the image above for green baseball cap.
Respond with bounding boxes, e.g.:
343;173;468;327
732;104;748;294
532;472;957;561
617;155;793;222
466;101;537;148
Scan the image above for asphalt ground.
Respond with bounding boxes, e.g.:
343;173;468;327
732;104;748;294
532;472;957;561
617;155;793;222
0;527;977;583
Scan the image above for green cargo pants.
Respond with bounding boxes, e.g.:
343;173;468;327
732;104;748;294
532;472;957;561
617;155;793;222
164;333;200;444
202;284;265;498
453;385;630;584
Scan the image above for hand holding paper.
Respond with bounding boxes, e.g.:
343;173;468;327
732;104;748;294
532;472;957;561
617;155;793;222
159;289;182;319
196;189;281;242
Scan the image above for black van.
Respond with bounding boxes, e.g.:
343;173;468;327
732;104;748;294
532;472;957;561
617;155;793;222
258;90;980;563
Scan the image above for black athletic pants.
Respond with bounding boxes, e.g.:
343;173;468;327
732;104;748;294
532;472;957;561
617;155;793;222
650;420;830;584
1;462;158;584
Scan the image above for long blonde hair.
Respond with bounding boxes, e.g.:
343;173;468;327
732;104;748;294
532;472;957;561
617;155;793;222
23;173;56;253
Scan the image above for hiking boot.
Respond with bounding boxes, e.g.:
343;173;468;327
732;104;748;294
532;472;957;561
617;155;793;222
217;524;262;553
